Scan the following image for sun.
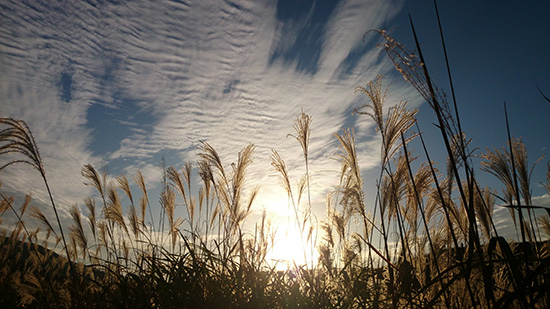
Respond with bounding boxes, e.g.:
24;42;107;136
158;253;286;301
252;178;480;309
262;200;319;270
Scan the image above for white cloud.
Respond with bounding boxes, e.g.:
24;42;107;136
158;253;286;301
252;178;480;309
1;0;414;237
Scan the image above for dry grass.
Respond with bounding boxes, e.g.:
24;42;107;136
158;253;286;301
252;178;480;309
1;20;550;309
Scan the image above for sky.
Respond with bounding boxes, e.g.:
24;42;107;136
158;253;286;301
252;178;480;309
1;0;549;260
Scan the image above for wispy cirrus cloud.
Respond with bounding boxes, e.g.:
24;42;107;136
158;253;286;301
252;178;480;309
1;0;417;232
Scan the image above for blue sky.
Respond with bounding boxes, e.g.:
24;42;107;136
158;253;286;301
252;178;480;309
395;1;550;234
1;0;549;245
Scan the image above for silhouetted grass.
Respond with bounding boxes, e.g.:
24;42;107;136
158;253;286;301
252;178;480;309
1;8;550;308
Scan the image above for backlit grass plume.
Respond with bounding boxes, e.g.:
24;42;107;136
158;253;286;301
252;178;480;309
1;5;550;306
0;117;80;304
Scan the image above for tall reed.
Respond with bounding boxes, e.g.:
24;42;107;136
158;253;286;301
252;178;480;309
1;2;550;305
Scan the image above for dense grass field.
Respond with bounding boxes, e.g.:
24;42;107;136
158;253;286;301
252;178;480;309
1;26;550;308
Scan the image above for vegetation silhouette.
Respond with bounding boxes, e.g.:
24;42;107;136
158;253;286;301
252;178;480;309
1;5;550;308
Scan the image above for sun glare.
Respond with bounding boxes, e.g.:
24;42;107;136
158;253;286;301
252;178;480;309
262;200;319;270
267;222;316;270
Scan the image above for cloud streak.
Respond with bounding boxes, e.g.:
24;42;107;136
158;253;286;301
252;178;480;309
1;0;418;233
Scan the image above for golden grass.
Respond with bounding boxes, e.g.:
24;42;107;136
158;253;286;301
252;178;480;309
1;31;550;308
